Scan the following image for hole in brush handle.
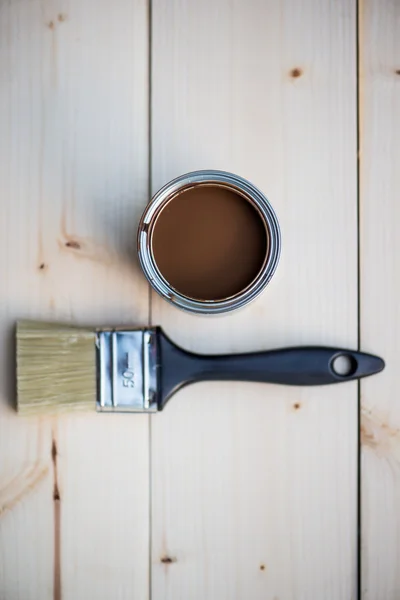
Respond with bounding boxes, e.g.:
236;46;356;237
331;353;358;377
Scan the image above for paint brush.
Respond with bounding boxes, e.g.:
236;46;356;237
16;320;384;415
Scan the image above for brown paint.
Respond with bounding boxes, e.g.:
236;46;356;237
151;185;268;300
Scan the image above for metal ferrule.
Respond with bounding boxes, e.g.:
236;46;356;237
96;328;159;412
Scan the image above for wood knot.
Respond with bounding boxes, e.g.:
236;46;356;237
39;263;46;270
160;555;177;564
53;483;60;502
58;13;67;22
65;240;81;250
260;564;266;571
293;402;301;411
51;439;57;462
47;20;55;30
290;67;302;78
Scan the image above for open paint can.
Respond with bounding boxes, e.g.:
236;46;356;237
137;170;281;314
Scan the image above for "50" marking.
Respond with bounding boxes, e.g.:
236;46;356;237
122;368;135;388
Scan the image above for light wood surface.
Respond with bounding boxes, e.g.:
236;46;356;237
360;1;400;598
0;0;396;598
0;0;150;599
151;1;358;599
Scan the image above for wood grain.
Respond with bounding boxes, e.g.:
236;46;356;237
360;1;400;598
6;0;394;596
0;0;150;598
150;1;358;598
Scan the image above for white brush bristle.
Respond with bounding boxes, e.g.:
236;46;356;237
17;320;97;415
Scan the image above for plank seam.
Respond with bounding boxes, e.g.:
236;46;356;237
356;0;363;597
148;0;153;597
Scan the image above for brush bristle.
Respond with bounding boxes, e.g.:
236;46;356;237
17;320;97;415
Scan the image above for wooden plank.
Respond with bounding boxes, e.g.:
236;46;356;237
1;1;58;597
0;0;150;598
150;1;358;598
360;2;400;598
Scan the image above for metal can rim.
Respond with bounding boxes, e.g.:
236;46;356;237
137;170;281;315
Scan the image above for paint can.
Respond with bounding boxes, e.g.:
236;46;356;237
137;170;281;314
